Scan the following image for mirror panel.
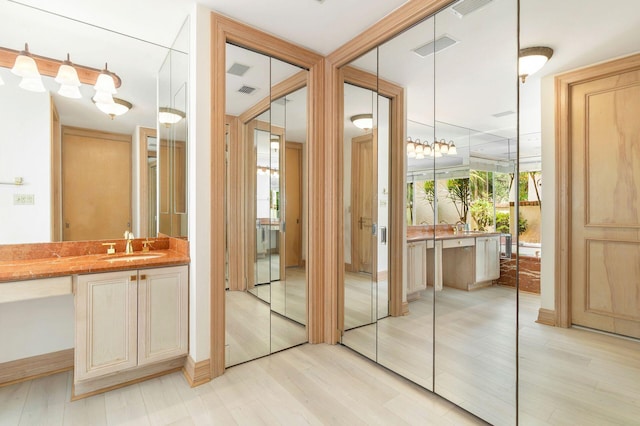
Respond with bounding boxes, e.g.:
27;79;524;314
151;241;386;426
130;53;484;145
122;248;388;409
341;47;379;360
377;15;436;392
432;2;517;425
0;2;188;243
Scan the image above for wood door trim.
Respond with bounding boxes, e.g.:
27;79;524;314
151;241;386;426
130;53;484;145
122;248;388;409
350;133;373;274
555;52;640;328
139;127;157;239
212;11;324;378
51;98;61;242
285;142;303;267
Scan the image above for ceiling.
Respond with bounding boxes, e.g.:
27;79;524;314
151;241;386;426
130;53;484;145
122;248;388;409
2;0;640;164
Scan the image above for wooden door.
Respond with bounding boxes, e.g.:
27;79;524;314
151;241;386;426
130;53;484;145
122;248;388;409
138;266;188;366
569;67;640;339
285;142;303;267
62;127;131;241
75;270;138;381
351;134;376;274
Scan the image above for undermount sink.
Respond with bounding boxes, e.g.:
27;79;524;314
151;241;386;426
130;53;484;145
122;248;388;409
102;252;166;263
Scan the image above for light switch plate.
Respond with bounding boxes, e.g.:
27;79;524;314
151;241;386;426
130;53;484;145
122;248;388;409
13;194;34;205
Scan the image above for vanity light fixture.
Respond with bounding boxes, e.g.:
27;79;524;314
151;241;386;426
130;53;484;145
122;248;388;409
351;113;373;130
55;53;82;99
11;43;45;92
158;107;186;126
519;46;553;83
93;97;132;119
0;44;123;96
407;137;457;158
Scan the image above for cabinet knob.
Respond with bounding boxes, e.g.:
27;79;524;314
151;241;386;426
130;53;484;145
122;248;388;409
130;275;137;281
139;274;147;280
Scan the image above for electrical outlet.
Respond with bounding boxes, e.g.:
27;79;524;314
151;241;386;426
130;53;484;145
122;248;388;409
13;194;34;205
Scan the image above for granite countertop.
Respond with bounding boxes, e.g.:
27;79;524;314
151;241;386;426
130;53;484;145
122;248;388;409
0;237;190;283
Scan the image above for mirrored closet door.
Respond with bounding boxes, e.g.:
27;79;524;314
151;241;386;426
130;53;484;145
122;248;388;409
225;43;308;368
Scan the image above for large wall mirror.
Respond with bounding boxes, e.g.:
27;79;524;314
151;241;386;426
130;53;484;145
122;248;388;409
340;1;517;424
224;43;308;368
0;1;188;244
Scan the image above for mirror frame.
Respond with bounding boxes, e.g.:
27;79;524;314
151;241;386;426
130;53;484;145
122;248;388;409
210;12;324;378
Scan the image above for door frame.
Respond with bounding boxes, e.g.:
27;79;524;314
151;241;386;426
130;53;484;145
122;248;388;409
554;53;640;327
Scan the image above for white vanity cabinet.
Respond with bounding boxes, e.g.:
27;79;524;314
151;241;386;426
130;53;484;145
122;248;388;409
475;235;500;283
74;265;188;385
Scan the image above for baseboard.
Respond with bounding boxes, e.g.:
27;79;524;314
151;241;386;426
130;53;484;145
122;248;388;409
182;356;211;387
0;349;74;388
536;308;556;326
72;356;186;400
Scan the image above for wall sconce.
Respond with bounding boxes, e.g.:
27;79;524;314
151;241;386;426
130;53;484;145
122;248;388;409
351;113;373;130
407;137;457;158
519;46;553;83
158;107;186;126
0;44;122;97
93;97;132;119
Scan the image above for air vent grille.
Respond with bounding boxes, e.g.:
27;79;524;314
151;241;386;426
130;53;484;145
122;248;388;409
238;85;257;95
227;62;250;77
412;35;458;58
451;0;493;18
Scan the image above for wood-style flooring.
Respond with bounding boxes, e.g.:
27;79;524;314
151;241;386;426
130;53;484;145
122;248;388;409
0;344;483;426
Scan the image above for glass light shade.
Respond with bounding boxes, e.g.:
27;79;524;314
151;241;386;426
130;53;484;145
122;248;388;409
408;150;416;158
11;54;40;78
448;142;457;155
94;72;116;94
407;141;415;152
351;114;373;130
158;107;185;125
425;145;432;156
58;84;82;99
519;47;553;82
94;97;131;118
19;76;45;92
416;152;425;160
93;91;114;105
440;143;449;154
55;64;81;86
415;144;424;154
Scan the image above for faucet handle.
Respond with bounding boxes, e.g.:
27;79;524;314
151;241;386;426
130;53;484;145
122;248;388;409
102;242;116;255
142;240;153;253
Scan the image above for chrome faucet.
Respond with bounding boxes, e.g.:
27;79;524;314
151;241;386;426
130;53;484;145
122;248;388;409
455;220;465;234
124;230;134;254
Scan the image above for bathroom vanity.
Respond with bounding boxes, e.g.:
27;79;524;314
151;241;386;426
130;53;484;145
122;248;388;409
0;237;189;398
406;226;501;296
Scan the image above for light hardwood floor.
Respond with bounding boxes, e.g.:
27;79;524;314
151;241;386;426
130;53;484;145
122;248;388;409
0;344;484;426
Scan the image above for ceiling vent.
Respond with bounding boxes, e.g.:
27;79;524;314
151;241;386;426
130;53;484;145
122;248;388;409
451;0;493;18
238;85;257;95
492;110;516;118
227;62;250;77
412;35;458;58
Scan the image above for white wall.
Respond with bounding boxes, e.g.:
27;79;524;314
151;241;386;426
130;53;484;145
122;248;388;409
0;83;51;243
0;295;74;363
377;99;390;274
187;4;211;363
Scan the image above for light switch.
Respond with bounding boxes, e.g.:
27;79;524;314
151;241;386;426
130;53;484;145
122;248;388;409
13;194;35;205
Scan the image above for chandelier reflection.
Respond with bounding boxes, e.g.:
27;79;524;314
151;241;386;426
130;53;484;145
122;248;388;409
406;137;457;159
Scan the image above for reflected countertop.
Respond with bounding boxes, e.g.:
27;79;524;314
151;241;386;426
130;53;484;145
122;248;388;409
407;225;501;243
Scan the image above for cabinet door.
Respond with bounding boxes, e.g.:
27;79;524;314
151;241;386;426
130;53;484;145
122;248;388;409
407;241;427;293
138;265;188;365
485;236;500;280
75;271;138;381
475;238;488;282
